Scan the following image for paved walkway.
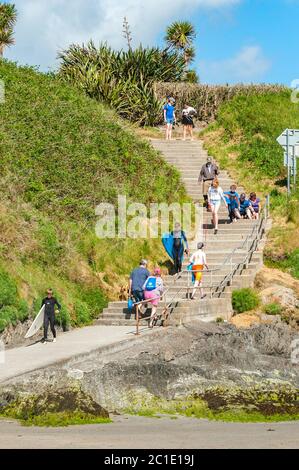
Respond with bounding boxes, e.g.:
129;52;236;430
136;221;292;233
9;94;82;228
0;325;148;384
0;415;298;449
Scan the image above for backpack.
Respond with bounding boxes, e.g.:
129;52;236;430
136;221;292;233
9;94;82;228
145;277;157;291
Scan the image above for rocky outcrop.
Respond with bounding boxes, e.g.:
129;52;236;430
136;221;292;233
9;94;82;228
1;321;298;415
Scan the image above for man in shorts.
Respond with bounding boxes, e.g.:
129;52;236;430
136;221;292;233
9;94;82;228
129;260;150;314
163;97;176;141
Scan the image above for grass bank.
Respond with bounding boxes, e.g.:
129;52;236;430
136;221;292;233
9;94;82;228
0;60;187;331
200;90;299;279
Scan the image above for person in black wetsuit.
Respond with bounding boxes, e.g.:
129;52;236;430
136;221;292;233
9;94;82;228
41;289;61;343
171;223;189;274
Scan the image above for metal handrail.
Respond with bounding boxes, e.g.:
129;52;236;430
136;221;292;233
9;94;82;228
161;195;270;321
132;196;270;333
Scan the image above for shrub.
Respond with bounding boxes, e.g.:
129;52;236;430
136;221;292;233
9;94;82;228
15;300;29;322
56;305;71;331
37;223;64;266
0;306;19;327
0;267;18;307
232;288;260;314
73;300;92;326
80;288;107;319
263;303;283;316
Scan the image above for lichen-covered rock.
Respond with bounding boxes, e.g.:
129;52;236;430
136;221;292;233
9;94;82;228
0;389;109;420
0;322;298;417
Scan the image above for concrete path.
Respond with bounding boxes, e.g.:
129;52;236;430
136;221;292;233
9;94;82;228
0;325;148;384
0;415;298;449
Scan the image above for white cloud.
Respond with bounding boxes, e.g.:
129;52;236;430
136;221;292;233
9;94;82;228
199;46;271;84
6;0;241;70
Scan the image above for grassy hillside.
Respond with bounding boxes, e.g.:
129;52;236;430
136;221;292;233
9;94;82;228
201;90;299;279
0;61;186;332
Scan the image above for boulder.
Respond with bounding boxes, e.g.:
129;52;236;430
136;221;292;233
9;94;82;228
260;285;299;310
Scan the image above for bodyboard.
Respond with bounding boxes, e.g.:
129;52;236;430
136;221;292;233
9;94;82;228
162;233;185;264
162;233;174;261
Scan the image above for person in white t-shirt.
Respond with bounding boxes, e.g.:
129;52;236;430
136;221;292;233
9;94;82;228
207;178;228;235
189;243;209;300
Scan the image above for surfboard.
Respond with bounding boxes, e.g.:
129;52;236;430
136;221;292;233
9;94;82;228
25;305;45;339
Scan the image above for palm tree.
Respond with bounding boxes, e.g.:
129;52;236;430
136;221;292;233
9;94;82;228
184;46;196;67
0;3;17;58
165;21;196;55
184;69;199;84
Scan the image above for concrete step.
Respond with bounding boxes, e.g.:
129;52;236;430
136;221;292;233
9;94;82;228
107;138;264;325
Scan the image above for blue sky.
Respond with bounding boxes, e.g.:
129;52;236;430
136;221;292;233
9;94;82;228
4;0;299;85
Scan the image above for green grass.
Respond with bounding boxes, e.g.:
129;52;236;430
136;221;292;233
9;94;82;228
11;412;112;428
124;386;299;423
125;399;299;423
0;60;187;331
0;61;185;219
0;410;111;427
263;303;283;316
265;248;299;280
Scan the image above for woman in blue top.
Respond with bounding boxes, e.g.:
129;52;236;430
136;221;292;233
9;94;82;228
163;97;176;141
239;193;255;219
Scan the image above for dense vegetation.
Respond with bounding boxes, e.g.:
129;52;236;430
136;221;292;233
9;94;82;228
59;42;186;126
0;60;186;332
156;82;286;124
58;21;199;126
201;90;299;279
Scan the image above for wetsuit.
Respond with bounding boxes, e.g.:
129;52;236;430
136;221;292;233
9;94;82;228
171;230;188;273
41;297;61;340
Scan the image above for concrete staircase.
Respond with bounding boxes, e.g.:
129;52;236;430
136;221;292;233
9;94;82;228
96;139;264;327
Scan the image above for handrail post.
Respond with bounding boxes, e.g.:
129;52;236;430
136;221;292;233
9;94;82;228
136;304;140;336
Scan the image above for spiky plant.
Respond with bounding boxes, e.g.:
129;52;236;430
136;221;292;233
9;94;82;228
58;42;185;125
0;3;17;57
184;46;196;66
184;69;199;84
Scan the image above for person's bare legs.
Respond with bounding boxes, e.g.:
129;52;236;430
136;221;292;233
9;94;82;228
192;281;204;299
189;126;194;141
191;281;199;299
183;126;187;141
199;282;204;299
246;208;252;219
149;306;157;327
234;209;241;220
165;123;170;140
211;204;220;231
